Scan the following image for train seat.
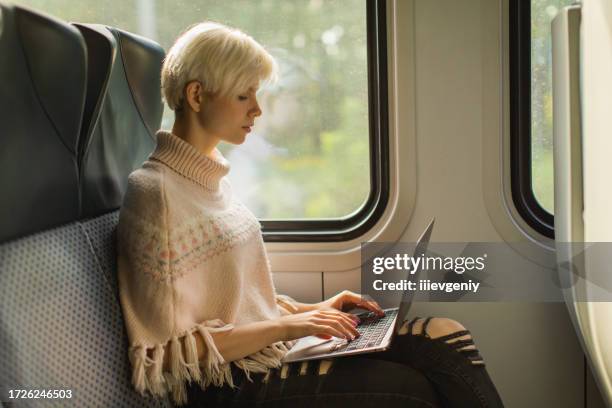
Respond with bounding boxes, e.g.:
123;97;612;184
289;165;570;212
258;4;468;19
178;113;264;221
0;5;167;406
74;23;161;220
0;3;84;243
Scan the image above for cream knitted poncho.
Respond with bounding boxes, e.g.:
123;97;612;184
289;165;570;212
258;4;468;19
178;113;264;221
117;131;298;405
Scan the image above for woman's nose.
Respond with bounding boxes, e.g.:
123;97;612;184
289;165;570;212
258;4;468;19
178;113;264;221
251;100;262;117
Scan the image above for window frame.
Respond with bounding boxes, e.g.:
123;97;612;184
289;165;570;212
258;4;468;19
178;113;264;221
262;0;389;243
509;0;555;239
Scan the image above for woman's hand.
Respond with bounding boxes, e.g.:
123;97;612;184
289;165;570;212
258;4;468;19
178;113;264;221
276;309;360;341
317;290;385;317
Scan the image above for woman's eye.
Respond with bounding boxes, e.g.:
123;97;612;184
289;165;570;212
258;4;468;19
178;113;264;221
238;95;248;101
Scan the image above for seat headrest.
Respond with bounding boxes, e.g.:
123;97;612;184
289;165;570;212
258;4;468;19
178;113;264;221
112;27;165;137
73;24;116;155
75;24;164;219
0;4;86;243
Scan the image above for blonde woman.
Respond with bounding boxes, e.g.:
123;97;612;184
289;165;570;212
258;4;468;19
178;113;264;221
117;22;504;407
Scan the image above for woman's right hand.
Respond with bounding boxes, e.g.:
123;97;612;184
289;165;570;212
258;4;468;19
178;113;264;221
276;309;361;341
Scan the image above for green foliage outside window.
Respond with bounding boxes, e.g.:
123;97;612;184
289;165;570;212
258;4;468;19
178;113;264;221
530;0;574;214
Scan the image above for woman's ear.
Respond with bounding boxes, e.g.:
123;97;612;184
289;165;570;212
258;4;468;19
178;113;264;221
184;81;202;113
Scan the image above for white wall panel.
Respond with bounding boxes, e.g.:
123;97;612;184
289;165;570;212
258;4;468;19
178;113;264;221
272;271;322;304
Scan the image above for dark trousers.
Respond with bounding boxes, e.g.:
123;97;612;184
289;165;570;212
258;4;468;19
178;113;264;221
185;317;504;407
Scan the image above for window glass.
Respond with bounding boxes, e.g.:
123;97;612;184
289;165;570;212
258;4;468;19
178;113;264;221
530;0;574;214
15;0;370;220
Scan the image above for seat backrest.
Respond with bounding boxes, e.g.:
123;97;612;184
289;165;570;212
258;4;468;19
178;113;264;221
0;220;168;408
75;24;163;219
73;24;168;406
0;3;85;243
0;7;168;407
74;23;164;297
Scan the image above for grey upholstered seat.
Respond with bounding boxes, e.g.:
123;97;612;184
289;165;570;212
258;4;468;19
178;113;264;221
0;223;167;408
73;23;168;406
0;5;168;407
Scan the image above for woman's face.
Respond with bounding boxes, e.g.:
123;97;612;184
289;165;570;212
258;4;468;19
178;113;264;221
198;87;262;145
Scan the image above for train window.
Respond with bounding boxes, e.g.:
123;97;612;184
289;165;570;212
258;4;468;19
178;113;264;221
15;0;389;242
510;0;572;238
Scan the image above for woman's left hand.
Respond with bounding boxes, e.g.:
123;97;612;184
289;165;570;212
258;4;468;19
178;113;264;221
316;290;385;317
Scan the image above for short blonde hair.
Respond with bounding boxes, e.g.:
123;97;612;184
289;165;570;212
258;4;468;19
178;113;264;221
161;22;278;111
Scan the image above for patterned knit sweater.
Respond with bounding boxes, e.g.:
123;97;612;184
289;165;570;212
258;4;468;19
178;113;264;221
117;131;298;405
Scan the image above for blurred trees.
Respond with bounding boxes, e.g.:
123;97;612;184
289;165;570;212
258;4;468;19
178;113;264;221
530;0;573;213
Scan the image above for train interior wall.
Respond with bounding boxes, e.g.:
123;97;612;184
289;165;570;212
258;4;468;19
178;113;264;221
271;1;606;406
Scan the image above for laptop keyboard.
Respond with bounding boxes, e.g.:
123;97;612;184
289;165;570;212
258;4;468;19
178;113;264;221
332;309;398;354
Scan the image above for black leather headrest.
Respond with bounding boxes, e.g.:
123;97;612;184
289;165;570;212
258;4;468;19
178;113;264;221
75;24;164;219
0;4;86;243
73;24;116;156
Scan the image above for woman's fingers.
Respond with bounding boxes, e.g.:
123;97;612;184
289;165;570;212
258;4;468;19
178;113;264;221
320;310;361;331
314;316;359;339
352;295;385;316
331;317;359;338
320;310;360;326
313;324;345;339
339;291;385;316
313;313;356;338
363;300;385;316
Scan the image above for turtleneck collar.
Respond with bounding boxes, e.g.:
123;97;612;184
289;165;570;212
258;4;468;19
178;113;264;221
149;130;230;191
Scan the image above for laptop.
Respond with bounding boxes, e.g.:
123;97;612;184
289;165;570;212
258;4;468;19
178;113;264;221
282;218;435;363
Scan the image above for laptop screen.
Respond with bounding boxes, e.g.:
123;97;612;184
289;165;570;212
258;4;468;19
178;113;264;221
392;218;435;335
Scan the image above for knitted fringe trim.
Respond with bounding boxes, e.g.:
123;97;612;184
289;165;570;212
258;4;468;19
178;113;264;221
129;325;294;406
232;341;292;381
129;321;233;405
